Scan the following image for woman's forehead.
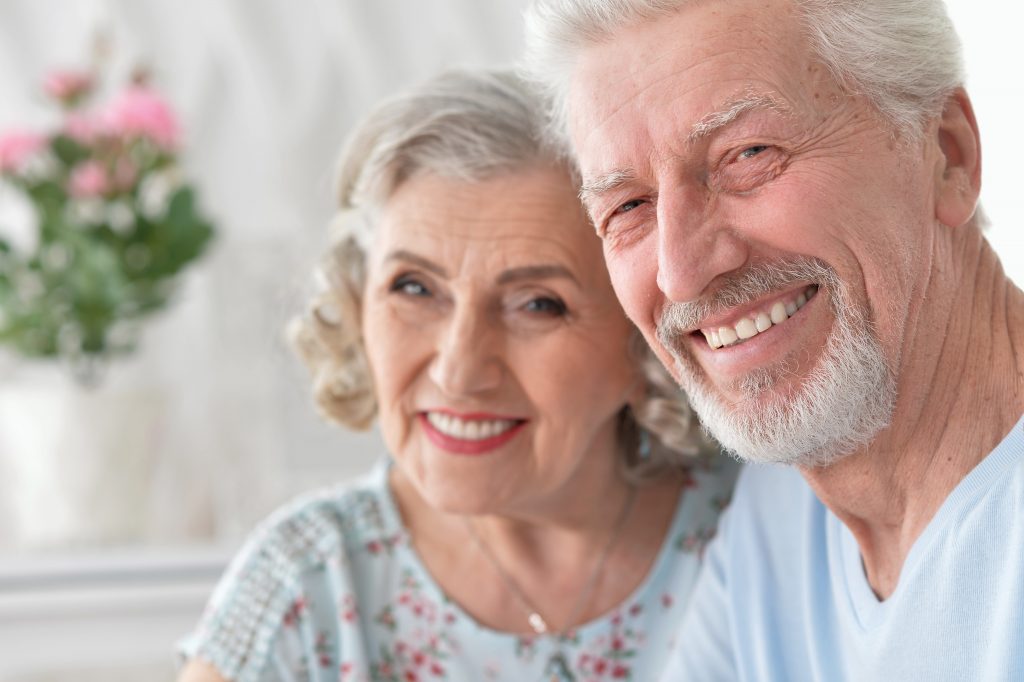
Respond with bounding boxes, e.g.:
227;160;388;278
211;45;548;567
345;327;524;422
369;168;604;279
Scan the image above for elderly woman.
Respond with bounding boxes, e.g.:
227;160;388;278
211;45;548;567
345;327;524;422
178;69;738;682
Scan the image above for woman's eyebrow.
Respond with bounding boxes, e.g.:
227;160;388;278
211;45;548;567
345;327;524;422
496;264;579;286
384;249;447;277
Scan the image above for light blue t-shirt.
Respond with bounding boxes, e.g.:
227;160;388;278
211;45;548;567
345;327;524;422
180;456;739;682
665;414;1024;682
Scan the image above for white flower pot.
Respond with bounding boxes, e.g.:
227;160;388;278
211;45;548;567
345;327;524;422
0;360;166;549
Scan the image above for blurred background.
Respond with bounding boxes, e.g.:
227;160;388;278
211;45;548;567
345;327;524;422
0;1;1020;680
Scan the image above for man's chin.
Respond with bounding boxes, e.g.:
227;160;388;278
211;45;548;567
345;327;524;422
675;354;894;469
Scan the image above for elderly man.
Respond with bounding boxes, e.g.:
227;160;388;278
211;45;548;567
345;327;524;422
524;0;1024;679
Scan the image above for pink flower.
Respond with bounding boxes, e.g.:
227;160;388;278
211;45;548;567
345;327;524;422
0;130;46;174
111;157;137;192
103;86;179;150
69;161;108;197
63;112;99;145
43;70;94;104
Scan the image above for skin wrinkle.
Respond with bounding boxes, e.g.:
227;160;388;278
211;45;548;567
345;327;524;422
567;0;1024;598
584;72;869;239
573;26;797;186
806;229;1017;595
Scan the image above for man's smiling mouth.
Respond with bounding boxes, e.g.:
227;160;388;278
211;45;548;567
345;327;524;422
699;284;819;349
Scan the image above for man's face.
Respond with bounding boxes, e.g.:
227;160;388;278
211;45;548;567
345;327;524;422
568;0;941;465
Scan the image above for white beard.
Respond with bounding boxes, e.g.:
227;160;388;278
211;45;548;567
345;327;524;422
656;258;896;467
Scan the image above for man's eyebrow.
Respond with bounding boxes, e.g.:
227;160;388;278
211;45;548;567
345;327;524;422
688;93;788;143
496;264;578;286
579;169;637;206
384;250;447;277
579;95;787;207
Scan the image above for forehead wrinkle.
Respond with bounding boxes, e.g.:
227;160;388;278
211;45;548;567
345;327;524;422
687;93;791;143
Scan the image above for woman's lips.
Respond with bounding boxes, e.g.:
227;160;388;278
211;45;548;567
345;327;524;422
418;411;527;455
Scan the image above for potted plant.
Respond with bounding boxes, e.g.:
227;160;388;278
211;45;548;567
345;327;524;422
0;68;214;383
0;67;215;548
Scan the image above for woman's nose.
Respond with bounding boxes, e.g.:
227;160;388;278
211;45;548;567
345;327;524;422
427;306;503;397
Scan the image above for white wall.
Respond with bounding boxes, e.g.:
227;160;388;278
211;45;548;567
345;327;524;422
948;1;1024;284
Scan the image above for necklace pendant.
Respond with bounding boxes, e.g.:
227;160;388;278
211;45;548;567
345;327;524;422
544;650;576;682
528;612;549;634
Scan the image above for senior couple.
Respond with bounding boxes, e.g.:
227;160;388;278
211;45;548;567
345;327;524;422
180;1;1024;680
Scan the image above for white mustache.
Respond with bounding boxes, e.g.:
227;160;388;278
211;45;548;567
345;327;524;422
656;257;838;351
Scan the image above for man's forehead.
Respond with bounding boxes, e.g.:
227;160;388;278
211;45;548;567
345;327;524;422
567;0;810;159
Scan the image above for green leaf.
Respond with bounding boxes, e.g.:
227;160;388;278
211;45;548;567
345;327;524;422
51;134;91;166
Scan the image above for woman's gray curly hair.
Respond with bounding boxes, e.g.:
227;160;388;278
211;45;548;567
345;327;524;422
289;67;709;480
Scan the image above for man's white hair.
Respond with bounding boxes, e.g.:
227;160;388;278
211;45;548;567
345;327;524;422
522;0;966;147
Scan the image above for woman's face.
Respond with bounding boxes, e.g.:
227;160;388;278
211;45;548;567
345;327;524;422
362;164;639;517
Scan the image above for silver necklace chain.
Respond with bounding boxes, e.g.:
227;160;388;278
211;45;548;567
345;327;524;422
462;484;638;639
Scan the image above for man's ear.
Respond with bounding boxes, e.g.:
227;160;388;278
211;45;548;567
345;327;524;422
934;88;982;229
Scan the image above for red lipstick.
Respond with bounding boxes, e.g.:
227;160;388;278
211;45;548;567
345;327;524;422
418;412;526;455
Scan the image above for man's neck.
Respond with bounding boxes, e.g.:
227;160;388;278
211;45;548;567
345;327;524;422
801;230;1024;599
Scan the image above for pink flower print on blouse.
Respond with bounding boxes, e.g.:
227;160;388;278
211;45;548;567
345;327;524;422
574;607;648;682
371;569;457;681
315;630;335;669
675;526;718;558
283;597;307;627
366;532;405;557
371;635;453;682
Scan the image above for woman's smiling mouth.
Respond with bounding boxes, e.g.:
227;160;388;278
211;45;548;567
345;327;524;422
419;411;527;455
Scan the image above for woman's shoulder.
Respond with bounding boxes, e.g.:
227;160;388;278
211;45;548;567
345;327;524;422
178;460;404;679
680;449;743;511
245;459;402;575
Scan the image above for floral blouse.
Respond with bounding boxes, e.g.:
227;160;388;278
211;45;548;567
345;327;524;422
179;456;739;682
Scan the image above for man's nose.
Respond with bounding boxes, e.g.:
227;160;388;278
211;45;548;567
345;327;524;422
655;187;748;302
427;305;503;397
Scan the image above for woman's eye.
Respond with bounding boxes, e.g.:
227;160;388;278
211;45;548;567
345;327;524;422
523;296;567;316
389;276;430;297
739;144;769;159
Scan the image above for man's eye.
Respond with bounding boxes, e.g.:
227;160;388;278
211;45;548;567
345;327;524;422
616;199;645;214
739;145;769;159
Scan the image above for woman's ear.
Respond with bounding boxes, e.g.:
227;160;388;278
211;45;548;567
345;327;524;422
934;88;982;229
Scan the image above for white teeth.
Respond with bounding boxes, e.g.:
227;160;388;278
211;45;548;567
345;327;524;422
426;412;517;440
700;285;819;349
735;318;758;340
